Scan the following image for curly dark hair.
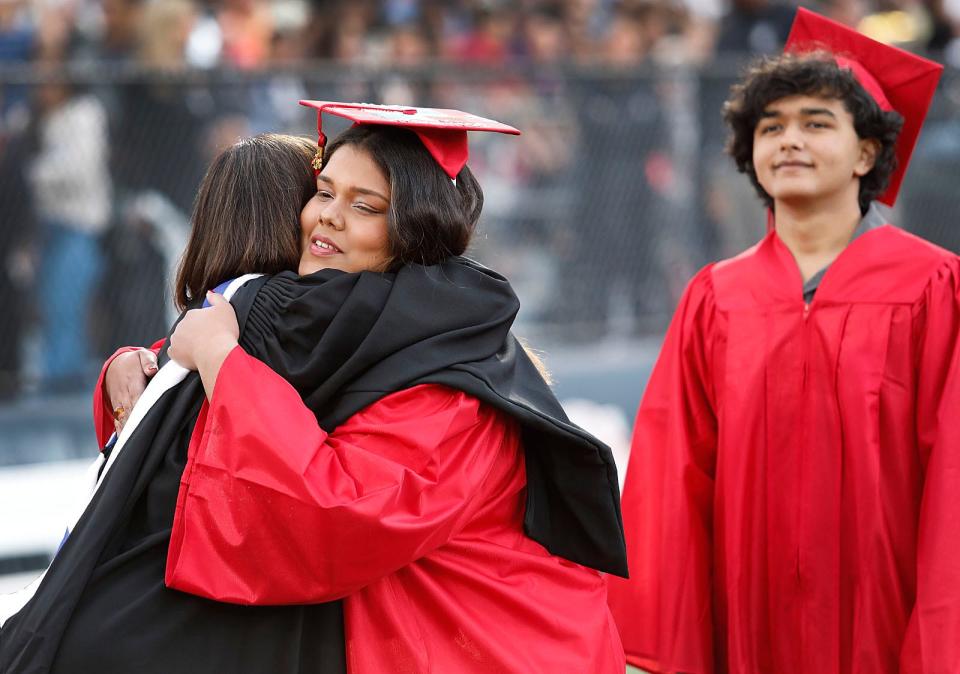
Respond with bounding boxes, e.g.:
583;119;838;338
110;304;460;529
722;52;903;213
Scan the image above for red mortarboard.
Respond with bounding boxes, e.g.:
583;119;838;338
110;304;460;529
299;101;521;179
784;8;943;206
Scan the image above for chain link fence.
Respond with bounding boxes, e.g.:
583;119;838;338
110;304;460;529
0;62;958;402
0;60;958;580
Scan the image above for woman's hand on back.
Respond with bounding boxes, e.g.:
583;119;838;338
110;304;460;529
168;291;240;400
106;349;159;434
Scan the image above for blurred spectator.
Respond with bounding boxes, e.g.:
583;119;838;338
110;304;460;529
91;0;144;64
563;0;610;61
136;0;197;69
268;0;313;66
553;5;677;338
0;115;33;398
0;0;31;62
388;20;434;64
0;0;32;64
246;2;312;133
305;0;377;60
598;4;652;64
825;0;868;27
0;0;957;387
103;0;260;359
384;0;420;26
0;2;39;396
28;24;112;391
444;6;516;64
218;0;274;68
521;3;570;65
462;6;577;324
0;0;34;117
925;0;956;54
91;192;185;356
715;0;795;54
380;21;434;103
301;1;377;101
932;0;960;64
676;0;723;62
112;0;211;214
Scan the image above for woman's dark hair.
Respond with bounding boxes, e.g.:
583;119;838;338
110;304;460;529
722;52;904;213
322;125;484;269
174;133;316;309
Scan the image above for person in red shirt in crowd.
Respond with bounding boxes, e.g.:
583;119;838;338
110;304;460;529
2;104;627;674
606;9;958;674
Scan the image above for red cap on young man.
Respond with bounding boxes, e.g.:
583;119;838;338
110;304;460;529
299;101;521;180
784;8;943;206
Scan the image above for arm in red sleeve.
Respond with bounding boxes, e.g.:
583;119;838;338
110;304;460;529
166;346;513;605
606;267;719;674
901;260;960;673
92;339;164;448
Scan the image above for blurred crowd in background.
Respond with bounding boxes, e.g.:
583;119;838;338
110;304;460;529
3;0;958;70
0;0;958;399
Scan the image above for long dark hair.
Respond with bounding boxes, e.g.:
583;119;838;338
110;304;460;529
174;133;316;309
322;125;484;269
723;52;903;214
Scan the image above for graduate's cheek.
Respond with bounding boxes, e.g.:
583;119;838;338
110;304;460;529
752;143;774;196
751;120;800;196
300;195;321;252
754;135;822;201
346;215;391;273
752;133;786;197
804;133;860;199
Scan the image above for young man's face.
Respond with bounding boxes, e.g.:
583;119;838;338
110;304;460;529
752;94;878;209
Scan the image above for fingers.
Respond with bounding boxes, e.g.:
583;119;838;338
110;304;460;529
112;399;131;434
166;294;236;373
110;350;152;422
105;352;140;411
125;381;146;410
166;342;181;367
166;331;190;370
138;349;159;377
206;290;227;306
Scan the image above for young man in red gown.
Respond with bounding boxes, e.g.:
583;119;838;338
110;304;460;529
607;9;957;673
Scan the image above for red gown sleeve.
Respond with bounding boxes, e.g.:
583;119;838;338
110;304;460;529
92;339;165;448
165;346;513;605
606;267;719;674
901;260;960;673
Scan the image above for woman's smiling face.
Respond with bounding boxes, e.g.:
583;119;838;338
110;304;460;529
298;144;393;276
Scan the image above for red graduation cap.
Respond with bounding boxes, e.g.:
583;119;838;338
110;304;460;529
299;101;521;180
785;7;943;206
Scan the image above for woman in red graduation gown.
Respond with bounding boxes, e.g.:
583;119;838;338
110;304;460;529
606;10;960;674
89;105;627;674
